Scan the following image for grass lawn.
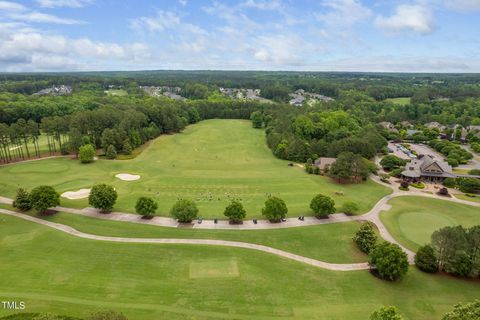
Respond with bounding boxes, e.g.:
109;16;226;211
4;207;366;263
384;97;411;105
453;168;471;175
381;196;480;251
454;193;480;203
105;89;128;96
0;120;390;219
0;215;479;320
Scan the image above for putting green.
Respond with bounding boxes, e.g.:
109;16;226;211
0;214;478;320
0;120;390;218
381;196;480;250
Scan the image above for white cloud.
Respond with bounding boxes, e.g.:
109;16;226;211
375;4;434;34
241;0;282;10
8;11;84;24
316;0;372;28
0;23;150;71
35;0;94;8
130;10;180;32
0;1;25;11
252;34;308;66
178;0;187;7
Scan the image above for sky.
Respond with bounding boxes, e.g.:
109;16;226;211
0;0;479;72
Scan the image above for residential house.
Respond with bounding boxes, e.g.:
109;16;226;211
314;157;337;172
378;121;398;133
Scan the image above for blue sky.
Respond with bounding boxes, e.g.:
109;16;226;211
0;0;479;72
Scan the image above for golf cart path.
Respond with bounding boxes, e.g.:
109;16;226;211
0;208;368;271
1;177;479;264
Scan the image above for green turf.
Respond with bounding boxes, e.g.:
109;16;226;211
9;208;367;263
0;120;391;218
380;196;480;251
0;215;478;320
105;89;128;96
384;97;411;105
454;193;480;203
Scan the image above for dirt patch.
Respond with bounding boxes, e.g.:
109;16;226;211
115;173;141;181
61;188;91;200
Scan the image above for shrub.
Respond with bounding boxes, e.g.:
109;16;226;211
223;200;246;223
438;187;449;196
13;188;32;211
380;155;407;170
456;177;480;194
442;300;480;320
389;167;403;178
123;140;133;155
29;186;60;214
469;169;480;175
342;201;359;215
170;199;198;223
353;222;377;254
105;144;117;159
369;242;409;281
370;306;404;320
135;197;158;218
313;166;320;175
443;178;457;188
410;182;425;189
88;184;118;213
262;196;288;221
79;144;95;163
310;194;335;218
415;245;438;273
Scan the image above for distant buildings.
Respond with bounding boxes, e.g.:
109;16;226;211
378;121;398;133
219;87;271;103
288;89;334;106
424;121;446;131
314;157;337;172
34;85;72;96
140;86;186;100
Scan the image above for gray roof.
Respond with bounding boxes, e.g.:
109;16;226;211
401;156;455;178
314;157;337;170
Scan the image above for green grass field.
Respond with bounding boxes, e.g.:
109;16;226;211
454;193;480;203
1;214;479;320
381;197;480;251
0;120;390;218
105;89;128;96
384;97;411;105
3;207;367;263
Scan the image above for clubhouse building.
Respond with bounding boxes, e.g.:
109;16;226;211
401;155;455;182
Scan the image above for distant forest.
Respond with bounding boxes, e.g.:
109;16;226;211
0;71;479;164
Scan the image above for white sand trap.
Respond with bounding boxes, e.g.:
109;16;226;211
61;188;91;200
115;173;141;181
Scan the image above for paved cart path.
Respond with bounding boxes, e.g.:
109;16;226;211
1;176;479;267
0;208;369;271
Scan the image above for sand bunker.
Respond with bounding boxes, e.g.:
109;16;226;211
61;188;91;200
115;173;141;181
